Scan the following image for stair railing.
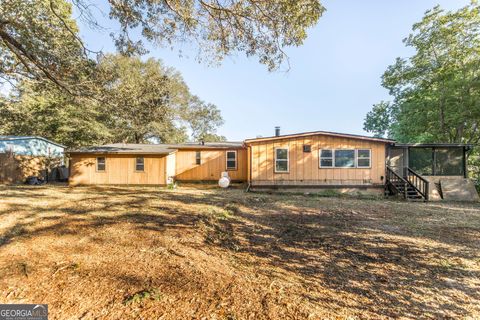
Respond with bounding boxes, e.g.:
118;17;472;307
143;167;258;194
405;167;430;201
386;166;408;199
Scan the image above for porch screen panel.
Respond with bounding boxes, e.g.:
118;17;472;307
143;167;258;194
434;148;464;176
409;148;433;175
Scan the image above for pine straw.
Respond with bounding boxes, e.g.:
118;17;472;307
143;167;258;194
0;185;479;319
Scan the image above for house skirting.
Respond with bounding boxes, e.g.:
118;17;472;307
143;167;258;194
250;179;382;186
249;184;384;195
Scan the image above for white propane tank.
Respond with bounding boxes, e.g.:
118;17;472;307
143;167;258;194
218;172;231;188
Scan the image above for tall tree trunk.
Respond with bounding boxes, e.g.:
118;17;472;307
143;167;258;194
454;123;464;143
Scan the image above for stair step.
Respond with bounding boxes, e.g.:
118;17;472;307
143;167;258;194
387;166;428;201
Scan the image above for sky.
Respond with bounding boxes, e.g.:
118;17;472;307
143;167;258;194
78;0;470;141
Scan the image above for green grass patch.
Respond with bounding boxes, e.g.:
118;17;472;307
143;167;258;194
123;289;162;305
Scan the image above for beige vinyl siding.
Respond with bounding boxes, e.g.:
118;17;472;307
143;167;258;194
247;135;387;186
69;154;167;185
175;149;247;181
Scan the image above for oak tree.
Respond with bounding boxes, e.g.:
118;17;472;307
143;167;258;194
1;0;325;92
364;3;480;145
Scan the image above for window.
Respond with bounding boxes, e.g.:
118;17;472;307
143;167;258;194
319;149;333;167
226;151;237;170
303;145;311;153
275;148;289;173
136;157;144;171
335;150;355;168
320;149;372;168
195;151;201;165
96;157;106;172
357;149;371;168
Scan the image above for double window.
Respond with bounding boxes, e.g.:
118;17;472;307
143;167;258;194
319;150;334;167
356;149;371;168
275;148;289;173
226;151;237;170
319;149;371;168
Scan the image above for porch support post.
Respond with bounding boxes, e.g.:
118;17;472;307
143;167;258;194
432;147;436;176
404;147;409;178
463;146;468;178
425;181;429;201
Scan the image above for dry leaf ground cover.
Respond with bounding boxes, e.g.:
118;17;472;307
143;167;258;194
0;185;479;319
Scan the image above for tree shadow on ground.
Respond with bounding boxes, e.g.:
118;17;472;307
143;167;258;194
224;198;480;318
0;186;479;318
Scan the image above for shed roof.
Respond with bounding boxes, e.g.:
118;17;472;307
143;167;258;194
0;135;66;148
244;130;394;144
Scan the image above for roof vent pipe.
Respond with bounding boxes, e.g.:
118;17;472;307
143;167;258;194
275;126;281;137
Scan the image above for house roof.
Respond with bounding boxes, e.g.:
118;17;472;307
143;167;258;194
0;135;66;148
68;141;244;155
244;130;395;144
68;143;178;155
169;141;244;149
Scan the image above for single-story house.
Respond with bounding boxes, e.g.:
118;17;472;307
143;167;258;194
0;136;65;183
68;142;246;186
244;130;391;188
67;128;475;201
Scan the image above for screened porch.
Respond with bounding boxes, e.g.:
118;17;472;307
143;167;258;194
387;144;471;178
386;143;474;201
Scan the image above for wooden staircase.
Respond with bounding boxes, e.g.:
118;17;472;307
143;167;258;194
386;166;429;201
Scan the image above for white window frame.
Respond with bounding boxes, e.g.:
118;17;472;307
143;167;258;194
319;149;334;168
319;149;371;168
226;150;237;171
274;147;289;173
135;157;145;172
356;149;372;168
96;157;106;172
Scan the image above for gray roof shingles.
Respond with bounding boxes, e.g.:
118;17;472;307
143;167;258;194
244;130;395;143
68;142;244;154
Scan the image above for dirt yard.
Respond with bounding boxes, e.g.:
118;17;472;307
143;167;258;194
0;185;479;319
